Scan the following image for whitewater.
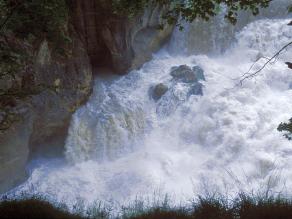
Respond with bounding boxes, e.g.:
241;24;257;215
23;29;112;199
6;2;292;214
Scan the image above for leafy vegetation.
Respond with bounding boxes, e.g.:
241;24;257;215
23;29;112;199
0;0;69;42
0;0;71;73
112;0;272;26
288;4;292;13
278;118;292;140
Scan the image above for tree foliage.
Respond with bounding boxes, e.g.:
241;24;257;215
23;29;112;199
278;118;292;141
112;0;271;26
0;0;68;40
288;4;292;13
0;0;70;80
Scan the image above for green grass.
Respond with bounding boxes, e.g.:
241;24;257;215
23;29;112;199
1;194;292;219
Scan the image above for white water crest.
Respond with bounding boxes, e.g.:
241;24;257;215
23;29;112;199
8;3;292;212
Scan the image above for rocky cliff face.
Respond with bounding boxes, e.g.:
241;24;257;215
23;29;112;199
0;1;174;193
0;32;93;193
71;0;174;74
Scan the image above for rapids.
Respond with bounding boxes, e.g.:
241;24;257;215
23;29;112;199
6;0;292;213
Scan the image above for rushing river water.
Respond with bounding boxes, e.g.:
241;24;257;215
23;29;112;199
6;0;292;214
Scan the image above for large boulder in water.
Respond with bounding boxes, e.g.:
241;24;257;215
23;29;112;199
170;65;197;83
150;83;168;101
170;65;206;83
170;64;205;96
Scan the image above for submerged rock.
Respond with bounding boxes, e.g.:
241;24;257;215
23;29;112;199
192;66;206;81
188;82;203;96
170;65;206;83
170;65;197;83
169;65;205;96
151;83;168;101
289;82;292;89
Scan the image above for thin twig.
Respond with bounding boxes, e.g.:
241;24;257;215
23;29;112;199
238;41;292;86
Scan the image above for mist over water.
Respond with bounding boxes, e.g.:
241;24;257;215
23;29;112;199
8;1;292;212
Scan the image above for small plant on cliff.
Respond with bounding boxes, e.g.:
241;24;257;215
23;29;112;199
0;0;70;53
288;4;292;13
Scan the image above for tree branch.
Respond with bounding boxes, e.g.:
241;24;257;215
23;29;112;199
238;40;292;85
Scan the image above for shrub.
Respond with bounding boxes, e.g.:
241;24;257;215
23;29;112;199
3;194;292;219
0;198;82;219
278;118;292;140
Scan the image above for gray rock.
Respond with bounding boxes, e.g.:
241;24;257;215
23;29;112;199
170;65;198;83
151;83;168;101
0;107;33;194
192;66;206;81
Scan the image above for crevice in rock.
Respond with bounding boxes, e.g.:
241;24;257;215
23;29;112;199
89;39;113;73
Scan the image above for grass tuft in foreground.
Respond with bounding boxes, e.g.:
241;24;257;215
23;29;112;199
2;194;292;219
0;198;82;219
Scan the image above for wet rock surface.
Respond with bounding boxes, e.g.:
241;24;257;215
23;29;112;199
192;66;206;81
152;65;205;116
170;65;198;83
72;0;174;74
0;36;93;194
150;83;169;101
170;64;205;96
188;83;203;96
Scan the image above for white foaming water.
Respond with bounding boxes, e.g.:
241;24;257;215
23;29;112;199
9;9;292;213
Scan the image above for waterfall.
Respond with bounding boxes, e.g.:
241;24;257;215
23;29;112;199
65;80;147;163
10;0;292;211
